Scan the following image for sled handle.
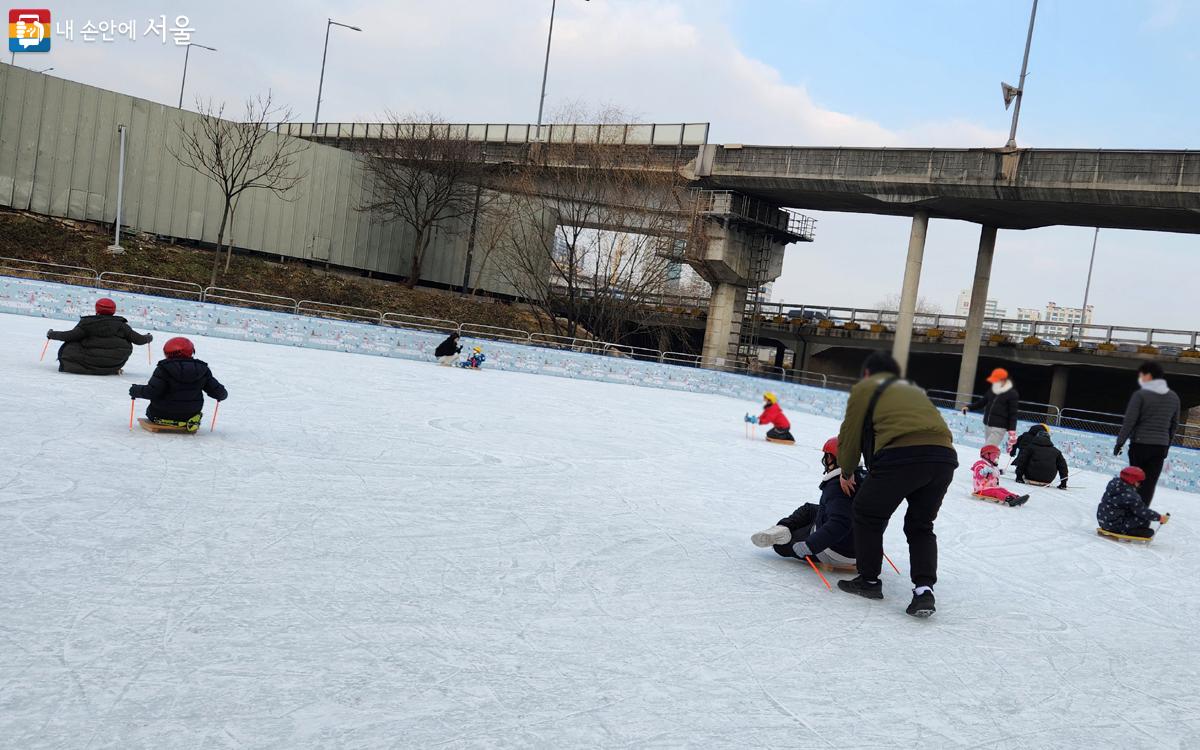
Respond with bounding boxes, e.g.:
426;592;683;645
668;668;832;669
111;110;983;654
128;399;135;431
883;552;902;576
210;401;220;433
40;339;50;362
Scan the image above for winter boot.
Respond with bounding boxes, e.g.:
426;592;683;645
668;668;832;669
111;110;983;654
751;525;791;548
837;576;883;600
1006;494;1030;508
906;588;936;618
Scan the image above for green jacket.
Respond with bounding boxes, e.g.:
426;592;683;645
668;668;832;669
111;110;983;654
837;373;954;476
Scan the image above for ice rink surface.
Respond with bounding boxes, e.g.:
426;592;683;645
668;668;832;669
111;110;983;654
1;311;1198;749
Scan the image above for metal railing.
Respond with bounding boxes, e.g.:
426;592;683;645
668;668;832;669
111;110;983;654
98;272;203;301
297;300;383;324
270;121;711;147
0;257;98;284
202;287;299;313
382;312;459;334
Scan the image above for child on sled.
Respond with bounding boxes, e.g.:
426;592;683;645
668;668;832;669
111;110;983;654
129;337;227;433
460;346;486;369
1097;467;1169;539
745;391;794;443
972;445;1029;507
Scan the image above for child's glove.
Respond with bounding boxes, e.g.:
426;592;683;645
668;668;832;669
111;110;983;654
144;334;153;342
792;541;812;558
1007;431;1018;452
1058;478;1068;489
128;385;139;399
1159;514;1170;524
744;414;758;424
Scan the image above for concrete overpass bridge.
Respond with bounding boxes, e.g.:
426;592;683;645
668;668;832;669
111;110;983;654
281;121;1200;399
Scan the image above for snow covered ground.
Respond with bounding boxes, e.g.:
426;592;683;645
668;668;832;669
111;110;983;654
2;310;1197;749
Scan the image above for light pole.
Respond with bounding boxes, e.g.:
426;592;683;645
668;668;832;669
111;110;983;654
536;0;587;141
178;42;217;109
314;18;362;127
34;66;54;73
1002;0;1038;148
1074;228;1099;340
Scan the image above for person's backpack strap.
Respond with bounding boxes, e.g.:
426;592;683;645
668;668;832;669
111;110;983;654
861;375;900;469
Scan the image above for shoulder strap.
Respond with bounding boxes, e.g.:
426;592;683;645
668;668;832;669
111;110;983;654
861;376;900;469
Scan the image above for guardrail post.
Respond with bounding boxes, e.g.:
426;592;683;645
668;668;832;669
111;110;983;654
1146;328;1154;346
1106;326;1114;343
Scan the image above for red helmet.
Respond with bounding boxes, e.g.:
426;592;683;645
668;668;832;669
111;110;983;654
822;437;839;455
1120;466;1146;485
980;445;1001;463
95;298;116;315
163;337;195;359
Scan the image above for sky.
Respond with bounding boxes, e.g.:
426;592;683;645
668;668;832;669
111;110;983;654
11;0;1199;328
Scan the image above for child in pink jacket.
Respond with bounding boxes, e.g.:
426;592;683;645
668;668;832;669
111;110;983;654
972;445;1030;507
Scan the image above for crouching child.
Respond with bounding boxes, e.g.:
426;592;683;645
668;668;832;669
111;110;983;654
129;337;227;433
972;445;1029;507
1097;466;1169;539
751;437;861;567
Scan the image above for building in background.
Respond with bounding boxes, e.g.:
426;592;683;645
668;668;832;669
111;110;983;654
1012;302;1096;338
955;289;1006;320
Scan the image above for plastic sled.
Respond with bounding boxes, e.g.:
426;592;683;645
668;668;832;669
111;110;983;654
765;437;795;446
138;418;196;434
814;561;857;573
1096;528;1153;545
971;493;1009;505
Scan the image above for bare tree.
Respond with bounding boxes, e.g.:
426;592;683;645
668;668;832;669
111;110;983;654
172;92;307;287
358;114;490;288
491;112;697;344
875;293;943;314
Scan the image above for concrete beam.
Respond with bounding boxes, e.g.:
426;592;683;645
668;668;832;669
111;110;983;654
892;210;929;375
700;282;747;365
1049;365;1069;412
955;226;998;406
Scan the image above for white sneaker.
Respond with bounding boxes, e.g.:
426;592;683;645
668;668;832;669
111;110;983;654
751;525;791;548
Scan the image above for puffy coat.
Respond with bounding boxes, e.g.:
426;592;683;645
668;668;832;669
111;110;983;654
48;315;152;375
757;403;790;430
971;459;1001;494
967;383;1020;431
1097;477;1161;534
803;468;864;559
1117;380;1181;449
1013;426;1068;483
131;358;227;421
435;335;462;358
837;373;954;471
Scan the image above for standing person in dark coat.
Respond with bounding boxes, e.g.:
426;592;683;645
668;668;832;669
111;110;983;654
46;298;153;375
434;332;463;366
129;337;227;432
834;351;958;618
1012;424;1069;488
1115;361;1181;505
963;367;1020;454
751;437;862;567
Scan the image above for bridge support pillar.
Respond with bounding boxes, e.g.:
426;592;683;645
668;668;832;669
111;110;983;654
892;210;929;374
1049;366;1069;419
955;225;998;406
773;343;786;370
701;282;747;366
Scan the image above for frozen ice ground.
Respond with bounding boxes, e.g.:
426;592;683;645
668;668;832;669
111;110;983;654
1;310;1198;750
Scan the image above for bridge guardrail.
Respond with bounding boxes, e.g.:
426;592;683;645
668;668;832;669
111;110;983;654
99;272;203;301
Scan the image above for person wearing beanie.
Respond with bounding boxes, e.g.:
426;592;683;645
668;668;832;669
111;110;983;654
963;367;1020;454
129;337;227;432
45;298;153;375
1115;361;1181;506
1096;466;1169;539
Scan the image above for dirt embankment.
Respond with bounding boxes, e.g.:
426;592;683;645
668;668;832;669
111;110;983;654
0;208;538;330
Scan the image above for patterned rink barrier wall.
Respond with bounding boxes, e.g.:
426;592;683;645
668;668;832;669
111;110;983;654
3;275;1197;494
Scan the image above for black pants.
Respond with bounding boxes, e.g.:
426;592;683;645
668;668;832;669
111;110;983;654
853;461;955;588
772;503;817;559
766;427;795;442
1129;443;1169;506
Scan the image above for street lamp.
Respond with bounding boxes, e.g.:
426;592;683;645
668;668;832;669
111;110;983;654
536;0;588;141
1002;0;1038;148
314;18;362;127
178;42;217;109
34;66;54;74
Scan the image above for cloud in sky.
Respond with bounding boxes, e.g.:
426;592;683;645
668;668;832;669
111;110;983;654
16;0;1199;328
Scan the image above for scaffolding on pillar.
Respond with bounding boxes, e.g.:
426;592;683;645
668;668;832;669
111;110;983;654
736;233;775;362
